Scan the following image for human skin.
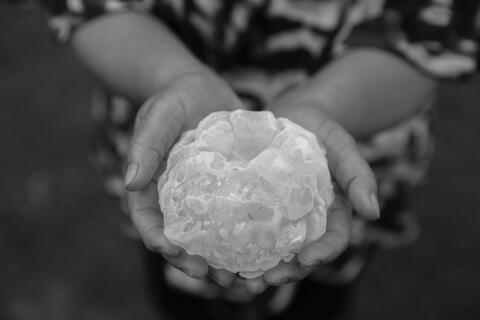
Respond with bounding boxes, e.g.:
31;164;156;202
270;48;437;139
70;12;435;292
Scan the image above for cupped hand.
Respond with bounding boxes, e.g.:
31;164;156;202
125;70;243;285
243;104;379;293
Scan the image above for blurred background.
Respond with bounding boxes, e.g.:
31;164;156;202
1;4;480;320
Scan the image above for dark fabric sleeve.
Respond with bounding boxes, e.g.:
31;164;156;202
382;0;480;81
34;0;156;42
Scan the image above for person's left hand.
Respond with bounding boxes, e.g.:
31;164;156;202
242;104;380;294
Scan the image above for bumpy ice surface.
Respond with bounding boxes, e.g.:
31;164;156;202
158;110;333;277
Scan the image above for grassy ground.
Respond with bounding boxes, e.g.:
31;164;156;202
1;5;480;320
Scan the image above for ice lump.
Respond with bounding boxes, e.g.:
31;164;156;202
158;110;334;277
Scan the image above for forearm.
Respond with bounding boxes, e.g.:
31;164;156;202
274;48;437;138
71;12;209;104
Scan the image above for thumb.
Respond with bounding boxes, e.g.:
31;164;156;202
125;92;186;190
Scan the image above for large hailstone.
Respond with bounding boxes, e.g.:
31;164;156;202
158;110;334;278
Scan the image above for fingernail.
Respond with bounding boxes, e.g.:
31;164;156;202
250;284;267;294
216;278;230;288
181;266;197;278
369;192;380;219
273;278;289;286
162;245;182;257
299;259;317;267
124;163;138;187
220;275;234;287
215;280;227;287
167;248;182;257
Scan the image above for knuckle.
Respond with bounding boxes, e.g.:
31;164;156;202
129;141;161;163
340;131;357;149
266;272;285;285
249;282;266;293
130;205;158;219
316;118;336;143
126;195;135;214
212;270;233;287
332;156;350;179
143;238;159;252
186;267;205;279
211;274;225;286
134;102;152;129
142;229;164;252
344;175;361;196
222;277;234;287
321;236;345;261
331;231;349;253
338;237;350;253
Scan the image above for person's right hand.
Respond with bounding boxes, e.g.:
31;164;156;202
124;70;244;287
242;103;379;294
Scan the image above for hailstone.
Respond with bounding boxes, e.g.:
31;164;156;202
158;110;333;278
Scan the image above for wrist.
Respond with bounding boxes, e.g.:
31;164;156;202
268;94;335;126
151;63;211;94
149;68;243;129
268;80;339;121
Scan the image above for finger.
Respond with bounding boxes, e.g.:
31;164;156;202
245;276;268;294
209;267;236;287
315;117;379;220
127;181;181;257
298;194;352;266
164;251;209;279
264;260;309;286
125;93;186;191
270;105;379;220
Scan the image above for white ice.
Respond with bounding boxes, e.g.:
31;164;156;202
158;110;333;276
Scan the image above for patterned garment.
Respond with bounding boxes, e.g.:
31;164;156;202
21;0;480;309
